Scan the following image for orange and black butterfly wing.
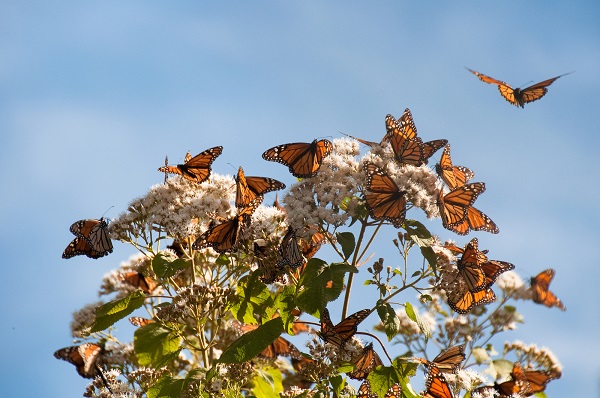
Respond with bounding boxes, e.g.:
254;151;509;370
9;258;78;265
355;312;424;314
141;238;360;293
318;308;341;346
436;144;475;189
364;163;407;228
429;344;466;374
262;139;333;178
54;343;103;379
466;68;519;107
334;308;371;340
192;205;255;253
447;287;496;314
421;139;448;165
357;380;378;398
423;367;454;398
531;269;566;310
276;226;305;269
457;238;487;292
517;73;571;106
236;166;286;208
438;182;486;232
69;218;113;256
480;259;514;287
129;317;154;327
384;383;402;398
122;272;158;293
348;343;383;380
63;237;107;259
176;146;223;183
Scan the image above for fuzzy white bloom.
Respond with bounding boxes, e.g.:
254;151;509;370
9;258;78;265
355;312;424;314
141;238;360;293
497;271;530;300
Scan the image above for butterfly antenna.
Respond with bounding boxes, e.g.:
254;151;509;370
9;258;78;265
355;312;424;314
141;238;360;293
100;206;114;221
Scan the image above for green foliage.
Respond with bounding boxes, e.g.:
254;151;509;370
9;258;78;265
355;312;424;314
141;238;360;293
336;231;356;260
250;367;283;397
405;301;432;342
231;274;275;324
90;290;146;332
218;317;284;364
133;322;182;368
376;301;400;341
152;251;189;278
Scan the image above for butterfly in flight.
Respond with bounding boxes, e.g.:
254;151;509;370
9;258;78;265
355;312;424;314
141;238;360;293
466;68;572;108
386;111;447;167
158;146;223;183
530;269;566;310
347;343;383;380
318;308;371;347
363;163;407;228
262;139;333;178
129;317;155;327
63;218;113;259
192;203;258;253
235;166;285;208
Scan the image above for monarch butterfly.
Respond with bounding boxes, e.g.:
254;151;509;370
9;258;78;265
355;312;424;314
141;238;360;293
447;286;496;314
435;144;475;190
129;316;154;327
299;227;326;261
235;166;286;208
451;206;499;236
158;146;223;183
422;366;454;398
347;343;383;380
491;362;561;397
466;68;572;108
262;139;333;178
454;238;489;293
192;204;257;253
363;163;407;228
54;343;103;379
530;269;566;311
386;112;447;167
437;182;486;233
237;322;303;359
121;272;158;293
63;218;113;259
416;344;466;374
276;226;305;269
357;380;377;398
318;308;371;347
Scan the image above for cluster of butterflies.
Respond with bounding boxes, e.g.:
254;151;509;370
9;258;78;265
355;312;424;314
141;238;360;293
347;109;497;236
442;238;565;313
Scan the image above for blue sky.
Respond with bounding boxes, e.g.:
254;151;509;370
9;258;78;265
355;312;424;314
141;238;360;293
1;1;599;397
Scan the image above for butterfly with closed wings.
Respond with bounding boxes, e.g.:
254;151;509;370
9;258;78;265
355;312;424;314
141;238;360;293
318;308;371;348
63;218;113;259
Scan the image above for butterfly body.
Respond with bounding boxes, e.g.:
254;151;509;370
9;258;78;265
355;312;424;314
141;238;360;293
192;204;257;253
437;182;486;233
235;167;285;208
318;308;370;347
347;343;383;380
466;68;572;107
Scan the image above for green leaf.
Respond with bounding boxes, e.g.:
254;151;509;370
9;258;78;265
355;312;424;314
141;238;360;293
251;367;283;398
336;231;355;260
376;301;399;341
146;375;185;398
329;375;346;396
152;252;186;278
369;359;419;398
296;260;357;314
134;323;182;368
404;302;431;342
90;290;145;332
219;317;284;364
274;286;300;334
230;274;274;324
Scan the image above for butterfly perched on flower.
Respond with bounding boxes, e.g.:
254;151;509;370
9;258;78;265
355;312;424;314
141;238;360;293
121;272;158;293
158;146;223;183
347;343;383;380
63;218;113;259
358;380;402;398
437;182;487;235
435;145;498;235
276;226;305;269
235;166;285;208
262;139;333;178
422;366;454;398
318;308;370;347
530;269;566;311
363;163;407;228
236;322;303;360
192;203;258;253
385;111;447;167
54;343;104;378
415;344;466;374
466;68;572;108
